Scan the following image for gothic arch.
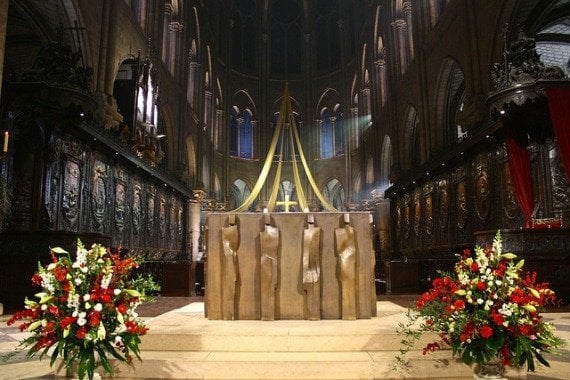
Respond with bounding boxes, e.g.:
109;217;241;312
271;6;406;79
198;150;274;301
315;88;341;118
402;105;421;170
433;58;466;149
322;178;346;211
232;90;257;115
229;178;251;210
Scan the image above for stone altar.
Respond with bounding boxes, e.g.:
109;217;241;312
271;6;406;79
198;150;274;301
205;212;377;320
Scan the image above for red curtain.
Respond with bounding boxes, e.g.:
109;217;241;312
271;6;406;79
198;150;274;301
504;120;534;226
545;87;570;180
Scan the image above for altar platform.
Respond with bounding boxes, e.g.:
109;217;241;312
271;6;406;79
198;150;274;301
1;296;569;379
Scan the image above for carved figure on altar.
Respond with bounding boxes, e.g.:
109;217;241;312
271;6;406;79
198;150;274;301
302;214;321;320
260;213;280;321
335;213;357;320
221;214;240;320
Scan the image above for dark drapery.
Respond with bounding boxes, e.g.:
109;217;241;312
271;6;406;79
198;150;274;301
504;119;534;226
546;87;570;180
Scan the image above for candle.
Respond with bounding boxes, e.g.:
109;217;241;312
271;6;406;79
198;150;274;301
2;131;8;153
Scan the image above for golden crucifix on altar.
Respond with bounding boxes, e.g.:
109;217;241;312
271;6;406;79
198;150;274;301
231;84;336;213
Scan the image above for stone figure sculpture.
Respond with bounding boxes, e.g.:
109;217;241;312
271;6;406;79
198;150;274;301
221;214;239;320
334;213;357;320
260;213;280;321
302;214;321;320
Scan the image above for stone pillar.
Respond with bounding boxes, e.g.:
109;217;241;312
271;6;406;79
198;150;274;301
187;60;198;105
403;1;414;62
189;191;204;262
391;18;408;75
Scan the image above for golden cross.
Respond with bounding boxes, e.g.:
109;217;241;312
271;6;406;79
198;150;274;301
276;194;297;213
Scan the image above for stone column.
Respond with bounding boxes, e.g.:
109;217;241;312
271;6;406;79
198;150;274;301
391;18;408;75
403;2;414;62
189;190;204;262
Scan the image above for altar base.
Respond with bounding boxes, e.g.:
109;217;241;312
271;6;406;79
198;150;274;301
205;212;377;320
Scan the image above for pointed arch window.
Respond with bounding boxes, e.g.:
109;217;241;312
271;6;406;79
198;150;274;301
229;107;254;159
320;105;344;159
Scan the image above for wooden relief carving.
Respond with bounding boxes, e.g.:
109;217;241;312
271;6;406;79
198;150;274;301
62;160;81;226
456;181;467;229
147;190;155;234
114;168;128;235
169;200;177;244
549;145;570;210
423;182;434;236
438;179;449;230
159;196;166;238
413;189;421;237
502;164;519;220
115;182;126;233
132;184;142;235
474;155;491;223
177;203;184;242
91;160;107;231
43;136;63;229
403;194;410;240
45;166;59;228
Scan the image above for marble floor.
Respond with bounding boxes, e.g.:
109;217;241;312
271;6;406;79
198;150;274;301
1;296;569;379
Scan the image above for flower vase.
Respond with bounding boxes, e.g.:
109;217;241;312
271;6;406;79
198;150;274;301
473;360;507;380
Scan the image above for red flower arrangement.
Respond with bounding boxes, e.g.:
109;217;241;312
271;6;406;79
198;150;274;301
396;230;565;373
7;240;159;380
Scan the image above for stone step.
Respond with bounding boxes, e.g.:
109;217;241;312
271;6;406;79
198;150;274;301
107;349;478;379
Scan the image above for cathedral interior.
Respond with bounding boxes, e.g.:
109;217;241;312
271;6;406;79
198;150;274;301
0;0;569;311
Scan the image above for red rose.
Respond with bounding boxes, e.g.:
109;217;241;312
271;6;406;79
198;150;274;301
453;300;465;310
31;274;43;286
477;281;487;291
88;311;101;327
60;316;78;329
480;325;493;339
471;262;479;272
491;313;504;326
76;326;87;339
117;303;128;314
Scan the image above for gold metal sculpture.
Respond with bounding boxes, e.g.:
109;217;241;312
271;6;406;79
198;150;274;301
302;214;321;320
231;83;336;212
334;213;357;320
221;214;239;320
